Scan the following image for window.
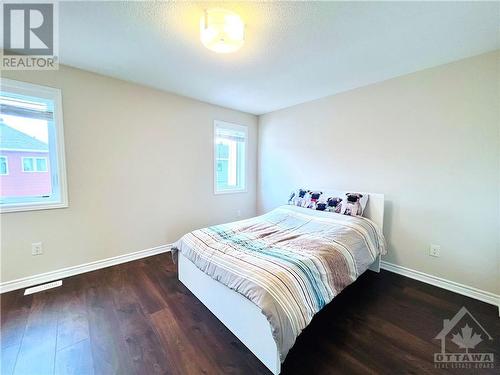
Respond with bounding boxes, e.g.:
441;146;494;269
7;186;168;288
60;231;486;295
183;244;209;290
36;157;48;172
22;157;34;172
0;79;68;213
0;156;8;175
22;157;48;172
214;121;247;194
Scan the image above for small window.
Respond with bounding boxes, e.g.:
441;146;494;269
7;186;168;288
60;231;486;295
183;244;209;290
21;157;48;172
214;121;247;194
22;157;35;172
0;156;8;175
36;157;48;172
0;79;68;213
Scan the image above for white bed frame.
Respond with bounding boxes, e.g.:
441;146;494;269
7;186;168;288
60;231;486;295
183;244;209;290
178;192;384;374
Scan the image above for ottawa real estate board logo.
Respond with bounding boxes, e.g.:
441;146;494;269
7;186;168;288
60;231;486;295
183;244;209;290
434;307;495;369
1;1;58;70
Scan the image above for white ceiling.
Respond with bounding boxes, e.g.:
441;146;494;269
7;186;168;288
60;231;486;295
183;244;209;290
58;1;499;115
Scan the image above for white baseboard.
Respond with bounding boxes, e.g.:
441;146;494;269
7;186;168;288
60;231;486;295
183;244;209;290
380;261;500;311
2;248;497;314
0;244;172;294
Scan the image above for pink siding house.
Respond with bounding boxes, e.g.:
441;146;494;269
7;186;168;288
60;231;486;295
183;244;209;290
0;123;51;197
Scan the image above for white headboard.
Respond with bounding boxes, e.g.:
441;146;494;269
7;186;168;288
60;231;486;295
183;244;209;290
361;193;385;230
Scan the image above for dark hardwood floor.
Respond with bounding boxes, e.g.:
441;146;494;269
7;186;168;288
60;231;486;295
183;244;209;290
1;253;498;374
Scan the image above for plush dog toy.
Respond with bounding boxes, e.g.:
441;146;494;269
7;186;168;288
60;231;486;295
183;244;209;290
289;189;310;207
316;196;341;211
316;198;328;211
315;195;328;211
336;193;363;216
306;191;323;209
326;197;343;212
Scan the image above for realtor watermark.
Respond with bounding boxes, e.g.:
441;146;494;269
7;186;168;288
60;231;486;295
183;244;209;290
1;1;59;70
434;306;495;369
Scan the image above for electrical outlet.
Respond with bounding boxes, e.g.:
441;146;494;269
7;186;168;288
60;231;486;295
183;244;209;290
429;244;440;257
32;242;43;256
236;209;242;218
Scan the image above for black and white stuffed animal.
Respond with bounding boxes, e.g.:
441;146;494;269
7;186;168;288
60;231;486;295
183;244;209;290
326;197;343;212
336;193;363;216
317;196;342;211
315;196;328;211
289;189;310;207
306;191;323;209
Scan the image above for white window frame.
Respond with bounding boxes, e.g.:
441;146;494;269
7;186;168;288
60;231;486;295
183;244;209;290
0;79;68;213
35;156;48;172
21;156;35;172
21;156;48;172
213;120;248;195
0;156;8;175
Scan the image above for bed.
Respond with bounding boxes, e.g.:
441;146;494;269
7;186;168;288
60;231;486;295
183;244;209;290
173;192;385;374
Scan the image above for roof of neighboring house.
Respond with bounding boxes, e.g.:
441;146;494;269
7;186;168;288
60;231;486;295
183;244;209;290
0;122;48;151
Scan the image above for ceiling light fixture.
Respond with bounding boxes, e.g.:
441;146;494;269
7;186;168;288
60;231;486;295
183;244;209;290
200;9;244;54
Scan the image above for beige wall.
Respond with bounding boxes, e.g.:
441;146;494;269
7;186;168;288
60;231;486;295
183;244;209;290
258;51;499;294
1;65;258;283
2;52;499;295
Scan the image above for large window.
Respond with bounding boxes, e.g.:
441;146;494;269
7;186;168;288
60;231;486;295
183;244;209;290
0;79;68;213
214;121;247;194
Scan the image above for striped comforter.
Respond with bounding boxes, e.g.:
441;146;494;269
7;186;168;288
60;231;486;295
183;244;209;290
173;205;386;361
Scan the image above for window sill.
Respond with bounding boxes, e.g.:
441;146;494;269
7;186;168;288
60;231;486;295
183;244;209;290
1;201;68;214
214;189;248;195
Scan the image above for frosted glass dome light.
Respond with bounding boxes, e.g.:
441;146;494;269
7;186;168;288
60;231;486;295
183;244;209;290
200;9;244;54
